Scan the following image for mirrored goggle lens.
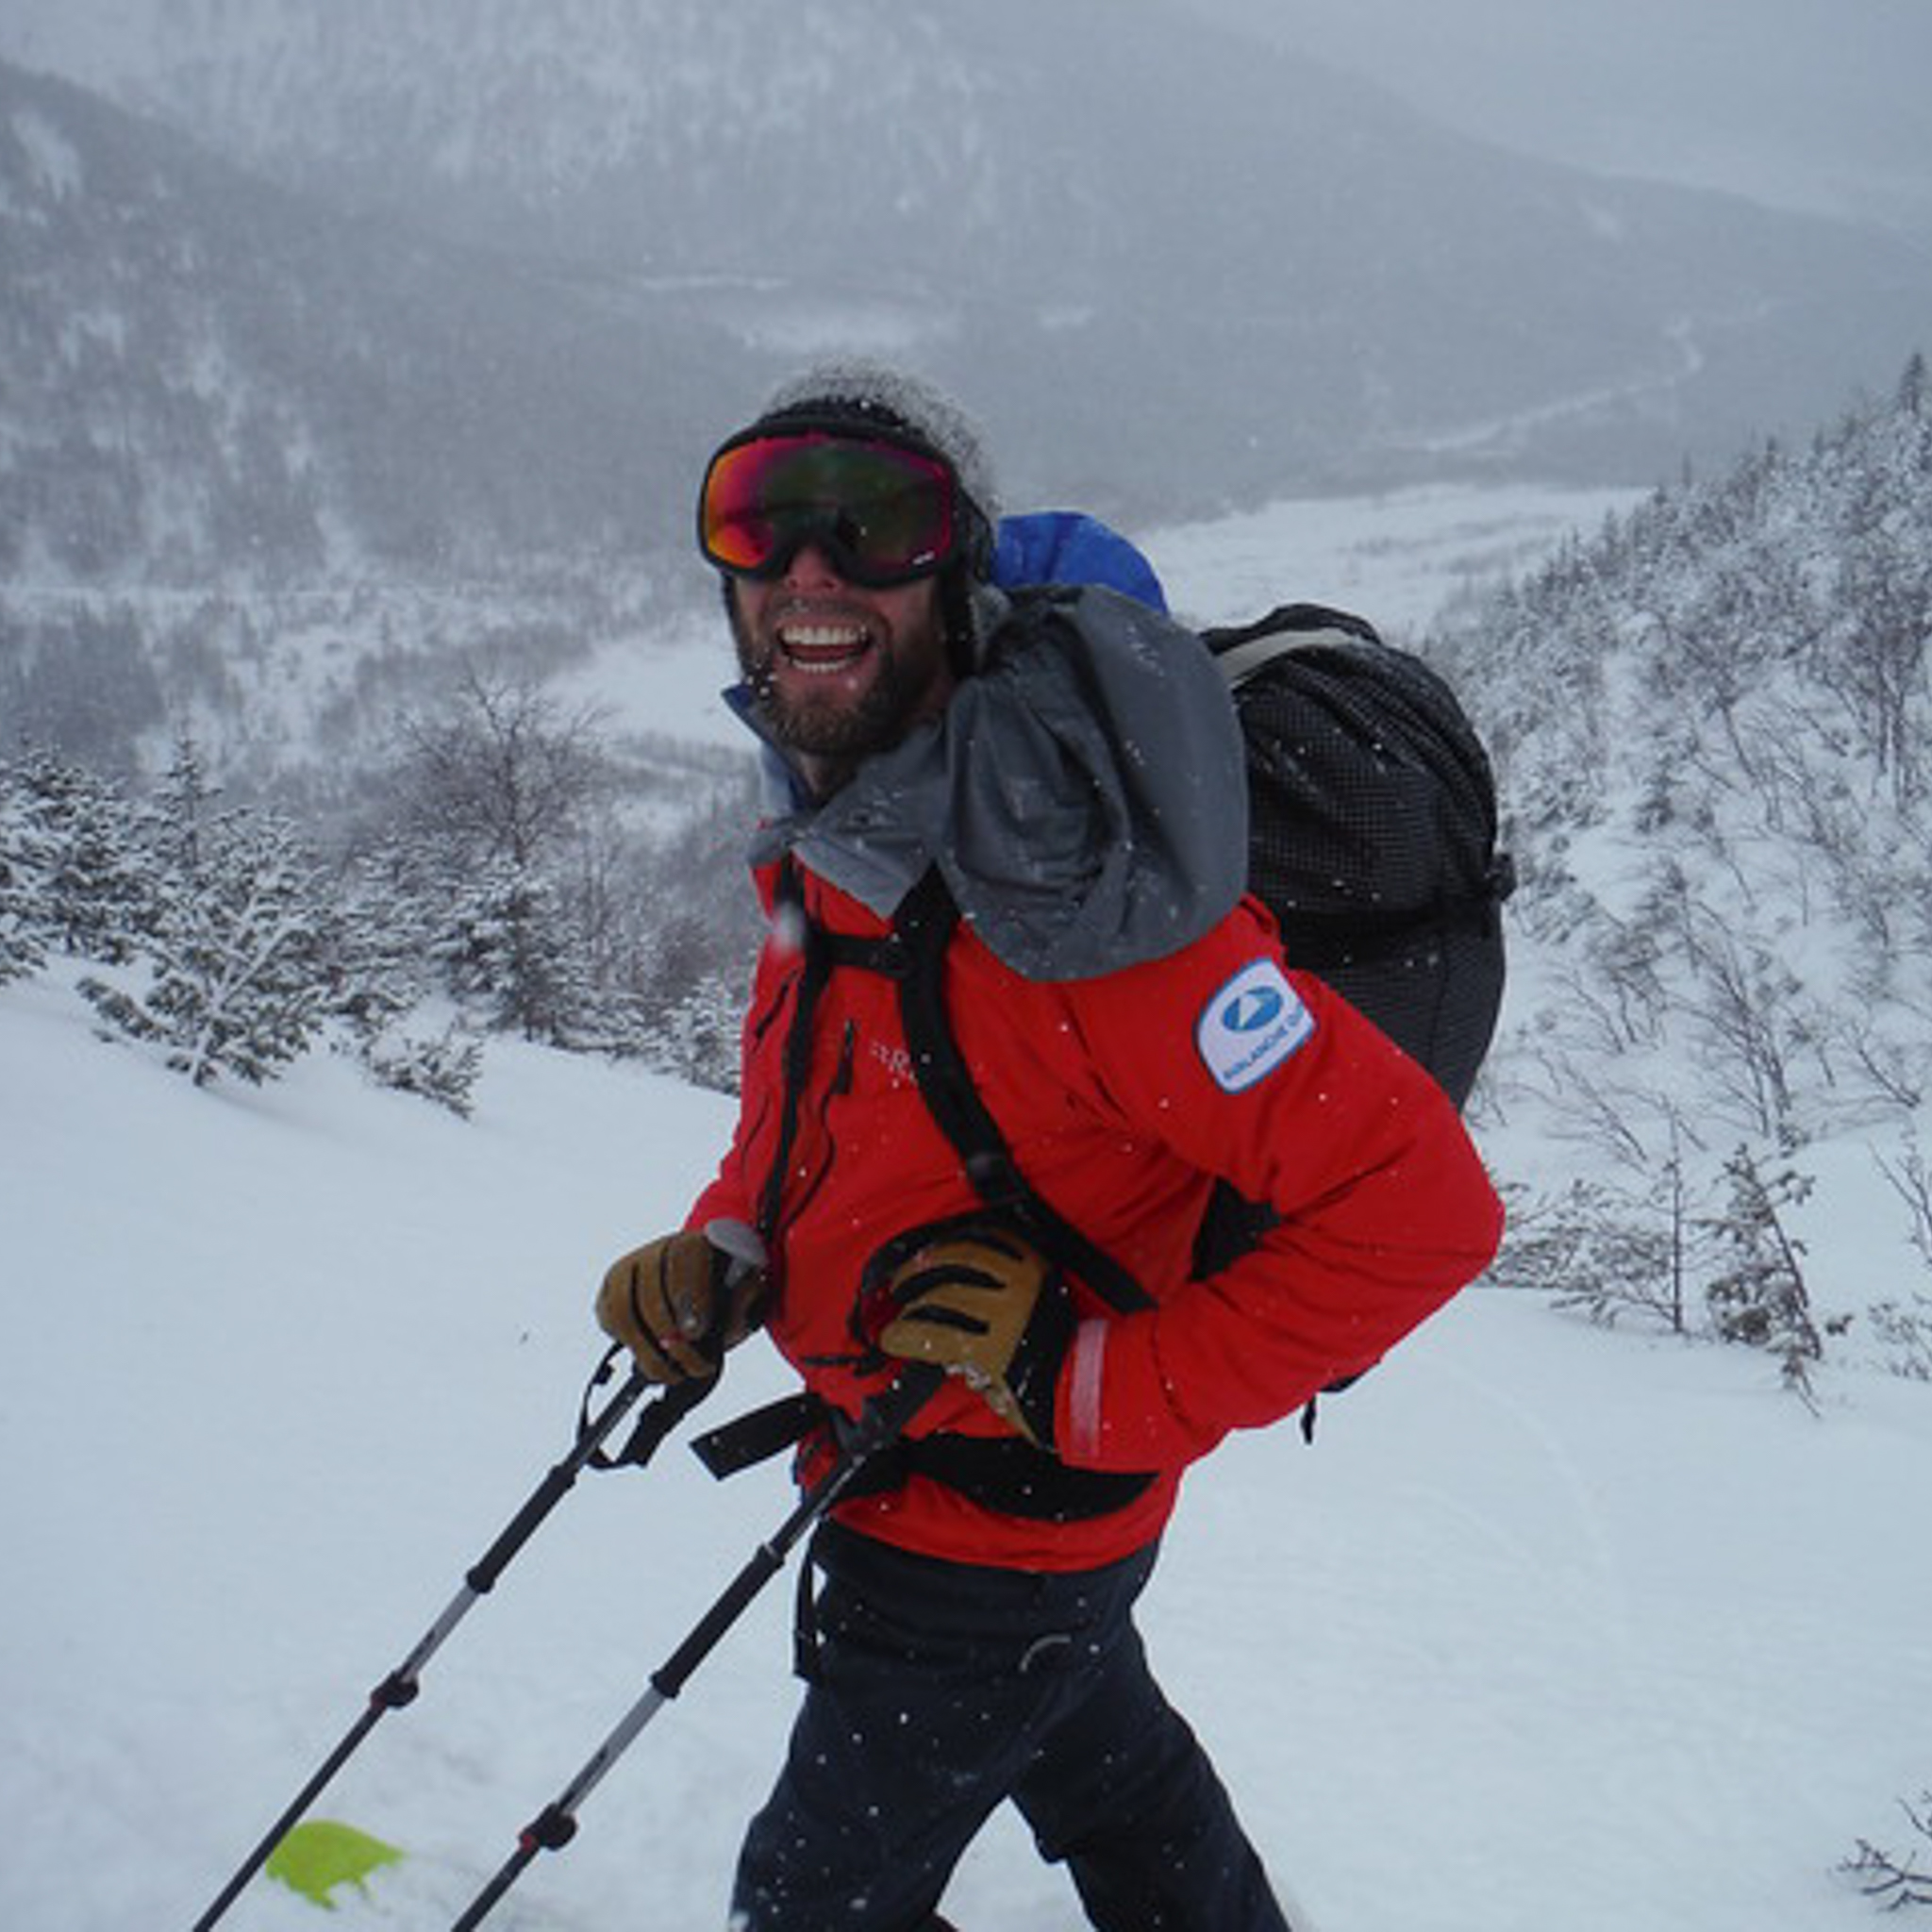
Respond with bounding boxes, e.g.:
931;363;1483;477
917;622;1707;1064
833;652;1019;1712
698;432;958;584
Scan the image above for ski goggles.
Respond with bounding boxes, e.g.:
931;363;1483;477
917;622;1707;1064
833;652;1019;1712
696;425;970;588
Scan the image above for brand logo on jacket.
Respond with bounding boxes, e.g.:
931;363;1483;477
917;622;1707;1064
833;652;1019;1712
1197;958;1313;1092
868;1038;915;1086
1224;986;1286;1033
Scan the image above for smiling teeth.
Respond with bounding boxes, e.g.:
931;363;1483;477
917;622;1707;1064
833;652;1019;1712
781;625;868;649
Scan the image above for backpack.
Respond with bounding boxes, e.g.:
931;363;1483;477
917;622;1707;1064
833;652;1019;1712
1202;599;1513;1113
1187;598;1513;1280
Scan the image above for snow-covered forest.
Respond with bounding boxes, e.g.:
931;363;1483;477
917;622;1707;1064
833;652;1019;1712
1425;357;1932;1388
1;667;760;1101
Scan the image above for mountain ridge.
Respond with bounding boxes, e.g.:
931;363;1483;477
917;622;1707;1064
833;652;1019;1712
6;0;1931;525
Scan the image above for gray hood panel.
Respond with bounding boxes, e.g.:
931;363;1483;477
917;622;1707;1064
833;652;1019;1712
750;587;1248;981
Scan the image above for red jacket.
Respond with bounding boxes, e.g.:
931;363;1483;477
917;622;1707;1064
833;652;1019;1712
691;858;1504;1572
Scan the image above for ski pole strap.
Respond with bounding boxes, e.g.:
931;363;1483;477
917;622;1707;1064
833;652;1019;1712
691;1390;824;1477
576;1346;720;1472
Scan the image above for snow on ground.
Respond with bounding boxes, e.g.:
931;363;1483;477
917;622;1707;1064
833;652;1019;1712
2;964;1927;1932
561;595;749;756
1147;481;1648;636
5;480;1926;1932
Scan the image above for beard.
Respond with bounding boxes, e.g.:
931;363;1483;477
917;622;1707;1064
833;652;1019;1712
730;588;952;774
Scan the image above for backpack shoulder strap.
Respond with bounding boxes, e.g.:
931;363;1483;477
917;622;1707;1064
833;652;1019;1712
891;868;1155;1315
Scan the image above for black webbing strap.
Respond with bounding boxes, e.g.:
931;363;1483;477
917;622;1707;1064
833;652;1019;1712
882;1433;1155;1521
754;864;832;1254
691;1391;824;1479
692;1388;1155;1523
889;868;1156;1315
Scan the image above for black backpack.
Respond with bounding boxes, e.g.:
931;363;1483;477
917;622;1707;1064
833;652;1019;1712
1187;600;1512;1281
1202;600;1512;1112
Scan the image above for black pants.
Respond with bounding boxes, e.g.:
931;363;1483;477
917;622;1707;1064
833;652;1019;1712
730;1524;1290;1932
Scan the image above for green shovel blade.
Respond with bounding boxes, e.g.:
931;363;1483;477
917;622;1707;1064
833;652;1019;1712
265;1819;404;1909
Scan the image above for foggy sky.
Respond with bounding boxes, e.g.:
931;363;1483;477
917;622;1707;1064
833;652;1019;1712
1175;0;1932;226
6;0;1928;229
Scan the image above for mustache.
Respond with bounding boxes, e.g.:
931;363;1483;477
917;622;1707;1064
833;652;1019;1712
762;593;878;630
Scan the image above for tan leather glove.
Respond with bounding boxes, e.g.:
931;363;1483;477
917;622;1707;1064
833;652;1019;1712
864;1223;1074;1446
596;1219;769;1383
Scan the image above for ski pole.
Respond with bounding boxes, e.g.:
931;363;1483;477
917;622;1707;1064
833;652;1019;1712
190;1354;715;1932
447;1362;945;1932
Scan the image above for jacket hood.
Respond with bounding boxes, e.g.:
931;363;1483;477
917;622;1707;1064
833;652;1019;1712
745;586;1249;980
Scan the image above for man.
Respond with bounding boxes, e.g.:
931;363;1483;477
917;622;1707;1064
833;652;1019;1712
597;359;1504;1931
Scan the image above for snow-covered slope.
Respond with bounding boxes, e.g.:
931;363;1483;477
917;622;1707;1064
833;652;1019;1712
4;957;1928;1932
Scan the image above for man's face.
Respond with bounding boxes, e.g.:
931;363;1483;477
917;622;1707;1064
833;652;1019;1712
730;542;955;793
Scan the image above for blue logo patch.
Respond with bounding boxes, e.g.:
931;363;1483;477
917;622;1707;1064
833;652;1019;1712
1223;986;1286;1034
1196;959;1313;1093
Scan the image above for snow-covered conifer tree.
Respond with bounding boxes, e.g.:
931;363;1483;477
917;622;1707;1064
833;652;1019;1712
327;839;483;1113
0;754;51;984
81;741;331;1086
1704;1146;1824;1398
1;745;152;967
